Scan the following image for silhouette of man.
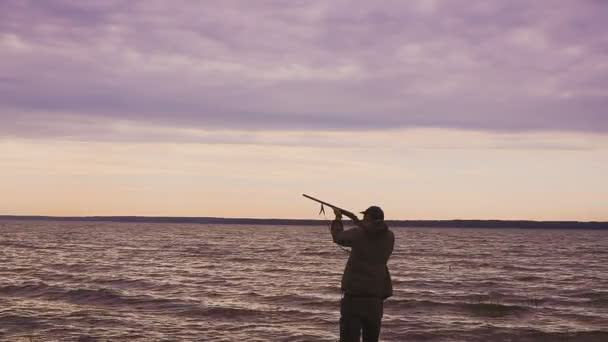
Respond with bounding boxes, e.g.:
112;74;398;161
331;206;394;342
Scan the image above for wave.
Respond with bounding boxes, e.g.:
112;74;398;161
514;275;544;282
178;304;311;321
46;263;93;272
561;290;608;307
0;282;51;297
61;288;145;305
542;330;608;342
92;277;173;290
177;247;221;258
463;302;530;316
225;256;257;262
475;328;608;342
0;282;176;309
0;282;310;322
0;313;44;328
35;269;164;290
590;298;608;307
177;306;262;319
589;295;608;307
258;293;338;310
298;250;335;256
501;264;544;272
0;267;34;274
389;298;446;309
389;298;531;317
0;241;42;249
568;290;608;299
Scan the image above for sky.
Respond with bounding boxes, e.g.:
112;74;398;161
1;0;607;221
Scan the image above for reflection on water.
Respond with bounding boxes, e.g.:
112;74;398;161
0;221;607;341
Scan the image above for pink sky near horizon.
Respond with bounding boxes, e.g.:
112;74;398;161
1;1;607;221
2;128;607;221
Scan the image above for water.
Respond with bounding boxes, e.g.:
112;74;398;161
0;221;607;341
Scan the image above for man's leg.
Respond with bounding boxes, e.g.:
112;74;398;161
361;298;383;342
340;297;362;342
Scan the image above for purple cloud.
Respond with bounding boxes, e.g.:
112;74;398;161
1;0;607;140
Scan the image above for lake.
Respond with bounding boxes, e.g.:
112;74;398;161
1;221;607;341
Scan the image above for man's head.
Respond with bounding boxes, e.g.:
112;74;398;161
361;206;384;223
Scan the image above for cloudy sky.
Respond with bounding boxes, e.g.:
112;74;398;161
1;0;607;220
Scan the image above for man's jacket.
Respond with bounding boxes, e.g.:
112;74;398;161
331;219;394;299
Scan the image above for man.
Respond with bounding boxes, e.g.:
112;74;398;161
331;206;394;342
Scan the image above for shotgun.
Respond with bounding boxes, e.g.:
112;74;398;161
302;194;357;219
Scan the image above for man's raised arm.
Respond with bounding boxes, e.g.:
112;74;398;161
330;209;360;247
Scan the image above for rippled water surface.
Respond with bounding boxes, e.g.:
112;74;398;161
1;221;607;341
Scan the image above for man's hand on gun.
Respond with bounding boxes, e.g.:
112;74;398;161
333;208;342;220
335;208;358;222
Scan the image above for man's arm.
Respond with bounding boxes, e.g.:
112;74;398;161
330;209;359;247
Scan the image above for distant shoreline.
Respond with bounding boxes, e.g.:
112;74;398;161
1;215;607;229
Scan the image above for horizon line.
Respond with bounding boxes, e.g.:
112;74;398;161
1;215;607;229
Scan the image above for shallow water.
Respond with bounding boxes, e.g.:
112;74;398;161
0;221;607;341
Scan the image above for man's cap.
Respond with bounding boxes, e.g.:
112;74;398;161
360;206;384;220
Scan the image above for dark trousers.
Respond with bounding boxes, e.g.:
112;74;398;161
339;295;384;342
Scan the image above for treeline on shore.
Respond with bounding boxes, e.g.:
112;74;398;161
0;215;607;229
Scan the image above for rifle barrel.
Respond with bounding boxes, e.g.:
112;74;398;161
302;194;349;213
